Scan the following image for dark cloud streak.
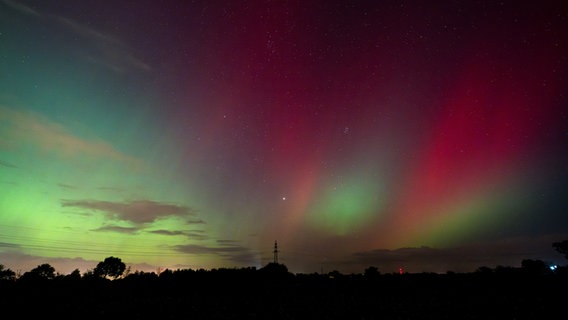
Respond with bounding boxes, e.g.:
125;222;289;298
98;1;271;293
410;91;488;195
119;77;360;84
61;199;196;224
174;241;258;266
149;229;208;240
0;159;18;168
348;235;567;273
91;225;139;234
57;183;77;189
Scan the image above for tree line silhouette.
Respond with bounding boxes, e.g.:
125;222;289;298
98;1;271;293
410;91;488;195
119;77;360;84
0;241;567;319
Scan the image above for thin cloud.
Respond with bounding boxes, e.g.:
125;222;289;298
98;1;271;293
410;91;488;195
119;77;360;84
97;186;125;192
349;235;567;273
91;225;140;234
0;159;18;168
149;230;186;236
174;241;258;265
58;183;78;190
1;0;40;16
0;242;21;249
61;199;196;224
227;251;261;266
351;247;458;269
186;219;206;224
217;239;239;245
149;229;208;240
1;0;150;73
0;106;142;167
184;232;208;240
174;244;246;255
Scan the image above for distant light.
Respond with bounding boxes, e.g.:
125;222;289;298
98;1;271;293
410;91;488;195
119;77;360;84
282;197;286;201
549;264;557;271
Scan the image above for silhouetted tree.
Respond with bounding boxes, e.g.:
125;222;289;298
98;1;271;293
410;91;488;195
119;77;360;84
553;240;568;260
521;259;549;275
259;262;289;274
93;256;126;280
364;266;380;279
66;268;82;280
494;265;518;275
20;263;56;281
475;266;493;274
82;269;95;278
158;268;174;278
31;263;56;279
0;264;16;281
258;262;292;284
328;270;343;279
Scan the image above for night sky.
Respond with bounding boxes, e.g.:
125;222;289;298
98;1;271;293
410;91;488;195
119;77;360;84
1;0;567;275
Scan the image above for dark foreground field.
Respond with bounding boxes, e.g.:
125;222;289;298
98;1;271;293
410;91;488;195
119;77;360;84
1;267;566;319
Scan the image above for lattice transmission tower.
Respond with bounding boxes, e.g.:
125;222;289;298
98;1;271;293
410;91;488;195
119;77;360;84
273;240;279;264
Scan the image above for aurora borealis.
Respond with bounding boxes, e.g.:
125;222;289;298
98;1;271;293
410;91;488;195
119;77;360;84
1;0;567;275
